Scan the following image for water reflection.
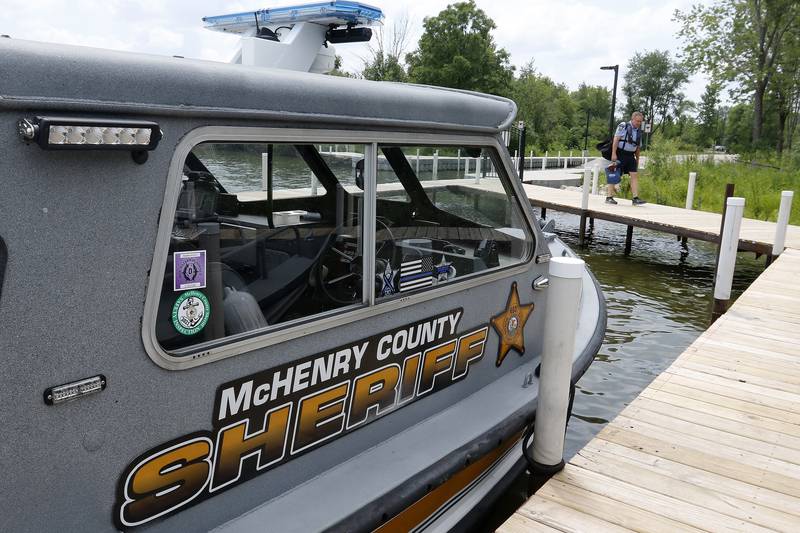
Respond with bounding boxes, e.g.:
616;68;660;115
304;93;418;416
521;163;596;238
550;210;765;457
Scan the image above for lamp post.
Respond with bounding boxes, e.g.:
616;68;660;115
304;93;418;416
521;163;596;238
600;65;619;139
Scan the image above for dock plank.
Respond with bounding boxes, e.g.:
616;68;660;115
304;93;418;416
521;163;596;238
502;250;800;530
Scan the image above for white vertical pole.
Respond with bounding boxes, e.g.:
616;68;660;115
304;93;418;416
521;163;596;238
261;152;269;192
543;152;548;170
591;167;599;195
464;157;471;178
564;157;569;169
530;151;534;170
474;158;481;184
433;150;439;180
773;191;794;256
557;150;561;166
582;169;591;210
532;257;584;471
569;150;573;159
686;172;697;210
310;172;318;196
415;148;420;175
714;197;745;303
457;149;461;175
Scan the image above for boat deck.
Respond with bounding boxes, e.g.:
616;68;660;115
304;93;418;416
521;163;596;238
500;248;800;532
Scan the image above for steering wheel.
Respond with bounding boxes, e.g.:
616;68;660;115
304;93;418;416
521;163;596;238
315;218;397;305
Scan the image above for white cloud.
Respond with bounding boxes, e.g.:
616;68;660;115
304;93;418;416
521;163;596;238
0;0;712;101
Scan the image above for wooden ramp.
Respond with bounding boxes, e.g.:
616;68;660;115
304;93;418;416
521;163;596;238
499;248;800;532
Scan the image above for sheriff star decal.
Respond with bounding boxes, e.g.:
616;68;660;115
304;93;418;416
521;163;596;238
490;282;534;367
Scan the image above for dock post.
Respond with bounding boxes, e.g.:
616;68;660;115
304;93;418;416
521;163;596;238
541;207;547;219
686;172;697;209
457;149;461;176
712;197;745;322
261;152;269;191
563;157;568;169
530;257;584;480
542;152;548;170
579;169;590;246
557;151;561;166
591;167;598;195
415;148;420;175
474;157;481;184
768;190;794;265
432;150;439;180
624;225;633;255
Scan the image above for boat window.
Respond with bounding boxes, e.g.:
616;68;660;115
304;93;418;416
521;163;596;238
374;145;532;298
156;142;364;353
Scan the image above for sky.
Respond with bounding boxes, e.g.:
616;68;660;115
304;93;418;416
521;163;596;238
0;0;711;103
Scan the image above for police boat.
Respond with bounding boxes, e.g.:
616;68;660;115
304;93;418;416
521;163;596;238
0;2;605;531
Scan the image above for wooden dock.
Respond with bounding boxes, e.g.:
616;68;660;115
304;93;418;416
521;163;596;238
511;182;800;254
500;248;800;532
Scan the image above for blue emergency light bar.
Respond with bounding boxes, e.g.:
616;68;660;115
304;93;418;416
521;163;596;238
203;1;384;34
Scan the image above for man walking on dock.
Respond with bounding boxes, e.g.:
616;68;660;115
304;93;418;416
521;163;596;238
607;111;646;206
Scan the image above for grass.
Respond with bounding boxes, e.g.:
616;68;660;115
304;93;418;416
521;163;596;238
618;151;800;225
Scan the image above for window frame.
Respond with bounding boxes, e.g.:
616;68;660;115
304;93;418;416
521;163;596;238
143;127;537;370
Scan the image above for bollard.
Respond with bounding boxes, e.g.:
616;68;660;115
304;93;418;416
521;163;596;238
432;150;439;180
531;256;584;476
686;172;697;210
772;191;794;258
261;152;269;191
712;197;745;322
591;167;599;195
579;169;591;245
474;157;481;184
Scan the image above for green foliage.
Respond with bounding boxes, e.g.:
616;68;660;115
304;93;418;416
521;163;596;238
639;158;800;224
674;0;800;145
362;51;408;82
621;50;689;132
405;1;514;95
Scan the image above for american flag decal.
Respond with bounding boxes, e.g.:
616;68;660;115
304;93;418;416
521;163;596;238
399;256;434;292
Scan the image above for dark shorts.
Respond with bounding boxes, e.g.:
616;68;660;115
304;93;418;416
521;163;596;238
618;151;638;174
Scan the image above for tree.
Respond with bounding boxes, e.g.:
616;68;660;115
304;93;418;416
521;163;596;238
571;83;612;150
512;63;575;151
361;13;411;82
621;50;689;135
675;0;800;145
697;82;723;147
406;1;514;95
327;55;356;78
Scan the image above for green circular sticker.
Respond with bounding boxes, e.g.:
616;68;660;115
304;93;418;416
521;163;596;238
172;290;211;336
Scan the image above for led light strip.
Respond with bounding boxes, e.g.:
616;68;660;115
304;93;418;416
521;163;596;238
18;116;162;152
